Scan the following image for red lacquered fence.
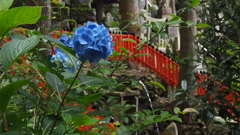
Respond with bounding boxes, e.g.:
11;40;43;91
196;72;240;116
110;33;180;87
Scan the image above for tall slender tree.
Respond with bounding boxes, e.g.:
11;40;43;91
119;0;140;37
178;0;197;122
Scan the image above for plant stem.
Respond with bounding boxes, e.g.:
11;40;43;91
2;113;8;132
49;61;85;135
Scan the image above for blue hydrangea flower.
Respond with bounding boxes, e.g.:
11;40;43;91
51;47;79;73
59;34;74;48
71;21;114;63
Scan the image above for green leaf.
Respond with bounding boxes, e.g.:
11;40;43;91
0;79;30;113
134;53;152;57
149;81;166;92
100;67;110;74
53;124;70;135
152;22;165;31
61;113;72;124
167;115;182;122
186;21;195;27
0;0;14;13
131;20;138;25
62;19;77;25
0;6;42;37
17;90;37;105
173;107;181;114
122;38;137;44
46;72;66;95
142;24;151;28
38;15;49;21
0;35;40;70
189;0;200;7
118;46;129;54
80;74;106;85
1;131;25;135
110;21;119;27
158;32;168;38
196;23;213;28
6;113;28;131
9;33;27;40
42;115;62;130
72;114;98;126
80;71;116;86
181;80;187;91
40;35;77;57
80;93;103;106
166;20;184;25
182;108;198;114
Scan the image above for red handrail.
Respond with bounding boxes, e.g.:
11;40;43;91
110;34;180;86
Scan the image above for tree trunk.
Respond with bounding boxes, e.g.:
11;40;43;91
178;0;197;122
156;0;163;18
95;0;103;24
26;0;52;55
26;0;51;34
119;0;140;37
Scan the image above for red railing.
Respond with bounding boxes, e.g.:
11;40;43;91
110;33;180;87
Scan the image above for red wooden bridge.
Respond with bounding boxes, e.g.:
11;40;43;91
110;33;180;87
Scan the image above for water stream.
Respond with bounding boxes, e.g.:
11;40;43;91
139;80;160;135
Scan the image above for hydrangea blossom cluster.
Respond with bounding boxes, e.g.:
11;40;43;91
50;48;79;73
72;21;114;63
51;21;114;72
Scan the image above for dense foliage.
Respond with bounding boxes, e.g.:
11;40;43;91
194;0;240;134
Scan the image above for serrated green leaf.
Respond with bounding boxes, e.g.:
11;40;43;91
0;6;42;37
0;35;40;69
46;72;66;95
0;79;30;113
149;81;166;92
